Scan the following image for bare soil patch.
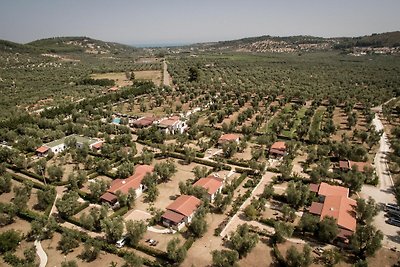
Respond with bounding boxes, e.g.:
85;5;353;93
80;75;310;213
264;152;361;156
124;209;152;222
41;232;125;267
238;238;274;267
182;213;226;267
91;72;132;87
133;70;162;86
292;151;309;178
141;231;185;253
0;218;32;235
134;159;212;212
91;70;162;87
233;144;254;161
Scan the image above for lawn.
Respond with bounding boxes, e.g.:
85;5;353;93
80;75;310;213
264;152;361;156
308;106;326;138
282;106;308;138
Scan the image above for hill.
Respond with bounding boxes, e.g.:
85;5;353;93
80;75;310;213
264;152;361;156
334;31;400;49
0;39;39;53
190;31;400;53
28;36;136;54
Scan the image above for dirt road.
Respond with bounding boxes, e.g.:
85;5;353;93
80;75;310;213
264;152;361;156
163;60;171;87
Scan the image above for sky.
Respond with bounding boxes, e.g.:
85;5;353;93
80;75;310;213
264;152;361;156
0;0;399;46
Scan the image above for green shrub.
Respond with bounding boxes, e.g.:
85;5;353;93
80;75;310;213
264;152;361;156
110;206;129;218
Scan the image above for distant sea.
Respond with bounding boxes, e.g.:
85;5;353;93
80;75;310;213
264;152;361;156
133;43;191;48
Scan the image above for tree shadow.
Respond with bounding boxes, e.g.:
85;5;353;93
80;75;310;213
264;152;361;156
237;213;252;221
387;233;400;245
169;194;179;201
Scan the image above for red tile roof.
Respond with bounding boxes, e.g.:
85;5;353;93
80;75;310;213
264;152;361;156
320;195;356;231
309;183;319;193
100;191;117;203
159;117;180;127
92;142;103;149
36;146;49;153
219;134;239;142
309;202;324;215
132;116;156;127
270;141;286;151
166;195;201;217
339;160;370;172
107;165;153;195
318;182;349;198
162;210;185;224
269;148;286;156
349;161;370;172
339;160;349;169
193;175;223;195
108;87;119;91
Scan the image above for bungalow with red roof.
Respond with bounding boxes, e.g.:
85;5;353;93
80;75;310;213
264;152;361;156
339;160;371;173
218;134;240;145
157;116;187;134
35;134;103;157
100;165;154;206
131;116;157;128
36;146;50;157
108;86;119;92
193;174;224;202
269;141;287;158
308;182;357;242
162;195;201;230
91;141;104;152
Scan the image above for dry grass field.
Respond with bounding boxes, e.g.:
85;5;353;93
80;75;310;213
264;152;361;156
91;70;162;87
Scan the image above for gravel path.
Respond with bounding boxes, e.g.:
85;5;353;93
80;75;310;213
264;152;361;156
34;240;47;267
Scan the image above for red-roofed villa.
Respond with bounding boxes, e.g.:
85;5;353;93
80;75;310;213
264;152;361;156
218;134;240;145
269;141;287;157
162;195;201;230
100;165;154;206
193;174;224;202
308;182;357;242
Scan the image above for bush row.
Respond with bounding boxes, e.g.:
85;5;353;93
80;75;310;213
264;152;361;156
110;206;129;218
74;201;90;216
9;172;47;190
258;217;276;228
272;244;286;265
235;167;256;175
7;165;46;184
164;151;232;170
182;236;195;251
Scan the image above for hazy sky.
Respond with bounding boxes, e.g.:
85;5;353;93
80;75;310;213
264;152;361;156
0;0;399;45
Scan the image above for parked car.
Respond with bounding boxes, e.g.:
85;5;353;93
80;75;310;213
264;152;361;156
146;239;158;246
116;237;126;248
386;217;400;227
313;247;324;256
385;203;400;212
385;203;400;217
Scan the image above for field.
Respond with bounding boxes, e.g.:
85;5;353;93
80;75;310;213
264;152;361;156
91;70;162;87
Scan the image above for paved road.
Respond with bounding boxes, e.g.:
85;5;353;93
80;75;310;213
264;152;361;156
360;112;399;250
34;240;47;267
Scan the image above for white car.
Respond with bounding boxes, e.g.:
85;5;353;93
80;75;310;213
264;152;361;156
116;238;126;248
